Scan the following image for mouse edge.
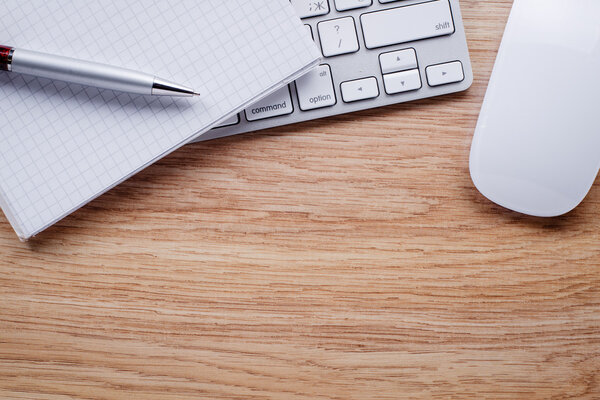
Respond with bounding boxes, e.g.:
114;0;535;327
468;152;594;218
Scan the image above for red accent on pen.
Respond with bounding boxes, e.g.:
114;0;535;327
0;45;14;71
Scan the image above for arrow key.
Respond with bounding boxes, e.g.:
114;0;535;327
383;69;422;95
379;49;418;74
341;77;379;103
426;61;464;87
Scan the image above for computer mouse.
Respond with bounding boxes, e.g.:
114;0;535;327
469;0;600;217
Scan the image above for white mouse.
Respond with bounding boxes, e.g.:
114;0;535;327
469;0;600;217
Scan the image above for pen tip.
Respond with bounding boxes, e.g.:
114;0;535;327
193;92;201;97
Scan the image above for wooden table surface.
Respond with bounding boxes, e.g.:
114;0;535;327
2;1;600;399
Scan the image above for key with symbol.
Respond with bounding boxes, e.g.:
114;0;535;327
379;49;418;74
341;77;379;103
426;61;464;86
291;0;330;19
318;17;359;57
383;69;422;94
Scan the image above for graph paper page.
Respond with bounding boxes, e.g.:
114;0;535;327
0;0;321;239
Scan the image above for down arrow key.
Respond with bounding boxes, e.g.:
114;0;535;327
383;69;422;94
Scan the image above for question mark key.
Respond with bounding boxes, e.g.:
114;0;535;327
317;17;359;57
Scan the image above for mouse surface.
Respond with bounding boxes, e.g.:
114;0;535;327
469;0;600;217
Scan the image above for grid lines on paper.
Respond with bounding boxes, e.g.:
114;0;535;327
0;0;320;237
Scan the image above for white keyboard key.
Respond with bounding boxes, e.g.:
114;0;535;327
426;61;464;86
245;86;294;122
361;0;455;49
379;49;418;74
341;77;379;103
291;0;330;19
335;0;372;11
296;65;337;111
383;69;422;94
214;114;239;128
318;17;359;57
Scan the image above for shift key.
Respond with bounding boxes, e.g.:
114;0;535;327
296;65;337;111
361;0;455;49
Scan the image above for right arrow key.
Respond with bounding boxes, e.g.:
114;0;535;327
426;61;465;87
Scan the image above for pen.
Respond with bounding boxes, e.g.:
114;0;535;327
0;45;199;97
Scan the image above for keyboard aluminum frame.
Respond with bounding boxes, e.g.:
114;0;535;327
196;0;472;142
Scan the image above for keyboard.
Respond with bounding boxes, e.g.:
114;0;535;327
197;0;472;142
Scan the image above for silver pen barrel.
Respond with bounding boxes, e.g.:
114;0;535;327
6;48;197;97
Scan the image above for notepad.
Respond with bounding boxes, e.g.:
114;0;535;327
0;0;321;240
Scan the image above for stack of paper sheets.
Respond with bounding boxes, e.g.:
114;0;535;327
0;0;321;240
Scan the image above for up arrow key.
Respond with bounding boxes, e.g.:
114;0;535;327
380;49;417;74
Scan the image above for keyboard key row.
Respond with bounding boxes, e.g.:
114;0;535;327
216;65;336;128
297;0;455;56
215;58;464;128
291;0;452;18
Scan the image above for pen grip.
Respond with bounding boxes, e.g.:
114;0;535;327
11;49;154;95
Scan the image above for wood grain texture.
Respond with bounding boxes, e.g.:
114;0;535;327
1;1;600;398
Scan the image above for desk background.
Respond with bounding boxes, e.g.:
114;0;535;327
2;1;599;399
